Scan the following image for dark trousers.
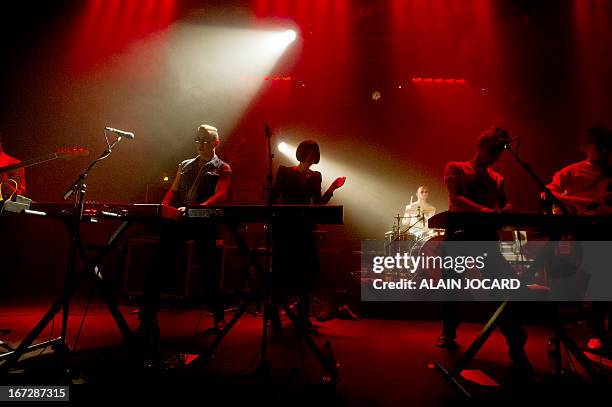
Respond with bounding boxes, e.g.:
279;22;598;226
442;301;528;362
591;301;611;338
441;231;529;363
139;220;224;329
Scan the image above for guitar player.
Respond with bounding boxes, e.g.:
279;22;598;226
547;126;612;353
0;133;26;200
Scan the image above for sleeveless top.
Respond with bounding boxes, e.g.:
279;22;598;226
176;155;231;206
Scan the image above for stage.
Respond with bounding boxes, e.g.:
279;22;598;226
1;299;608;405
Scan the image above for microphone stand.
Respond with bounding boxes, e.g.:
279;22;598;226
502;140;602;379
258;123;273;373
59;133;127;342
434;141;602;396
196;124;338;389
1;131;132;372
503;140;570;215
190;124;278;377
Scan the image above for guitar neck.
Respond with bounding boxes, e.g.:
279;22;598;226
0;153;59;173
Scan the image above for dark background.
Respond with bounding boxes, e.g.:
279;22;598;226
1;0;611;297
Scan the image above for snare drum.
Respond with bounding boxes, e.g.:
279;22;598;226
385;230;414;242
384;230;414;255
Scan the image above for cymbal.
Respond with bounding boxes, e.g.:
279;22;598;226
395;214;420;219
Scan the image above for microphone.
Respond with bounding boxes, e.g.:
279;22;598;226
494;137;520;150
105;127;135;139
500;137;520;150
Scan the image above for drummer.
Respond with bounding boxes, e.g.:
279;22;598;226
401;186;436;236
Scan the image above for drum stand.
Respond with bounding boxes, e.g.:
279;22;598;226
385;213;426;253
401;214;427;235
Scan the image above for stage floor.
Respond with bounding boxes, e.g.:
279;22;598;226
0;299;608;405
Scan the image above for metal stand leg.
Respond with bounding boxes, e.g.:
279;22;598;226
434;300;507;398
188;222;339;395
0;221;133;370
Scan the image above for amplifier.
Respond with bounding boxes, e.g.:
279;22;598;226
145;183;171;204
124;237;200;299
124;237;245;299
220;245;266;294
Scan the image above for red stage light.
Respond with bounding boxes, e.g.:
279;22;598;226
241;75;291;82
411;77;468;85
69;0;177;73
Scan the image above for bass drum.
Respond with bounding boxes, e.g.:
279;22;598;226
408;233;445;282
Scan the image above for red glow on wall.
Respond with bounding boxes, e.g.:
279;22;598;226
242;0;355;128
241;75;293;82
253;0;267;18
69;0;177;73
412;77;467;85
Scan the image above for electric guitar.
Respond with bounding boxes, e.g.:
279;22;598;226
1;147;89;199
0;147;89;174
555;177;612;215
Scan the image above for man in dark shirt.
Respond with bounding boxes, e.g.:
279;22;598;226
162;124;231;208
440;127;532;378
138;124;231;346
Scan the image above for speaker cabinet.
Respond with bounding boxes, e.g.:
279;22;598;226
124;237;200;299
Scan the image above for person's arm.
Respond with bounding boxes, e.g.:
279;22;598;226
314;173;346;205
271;166;285;205
162;165;182;207
2;167;26;197
546;168;596;213
14;167;26;195
497;178;513;212
315;173;332;205
445;163;493;212
201;164;231;206
543;170;565;207
401;205;412;226
424;205;436;219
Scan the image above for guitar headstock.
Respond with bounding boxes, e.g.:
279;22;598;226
55;147;90;160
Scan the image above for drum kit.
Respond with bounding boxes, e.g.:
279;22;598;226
384;211;444;257
380;211;444;282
